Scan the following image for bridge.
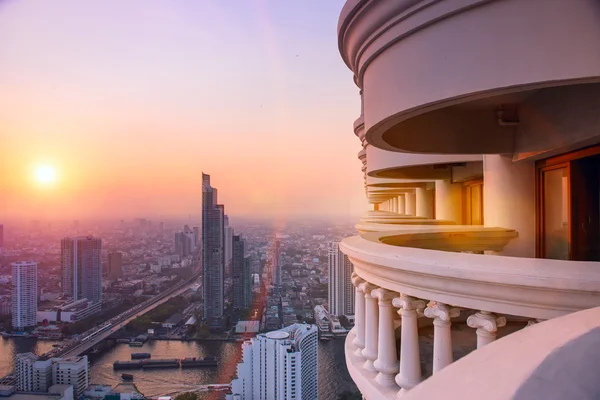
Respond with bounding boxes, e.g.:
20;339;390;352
46;271;201;359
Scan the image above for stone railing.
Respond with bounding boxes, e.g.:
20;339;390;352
341;227;600;399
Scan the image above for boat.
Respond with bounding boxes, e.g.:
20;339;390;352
180;357;218;368
141;359;179;369
121;374;134;381
129;341;144;347
131;353;151;360
117;339;131;343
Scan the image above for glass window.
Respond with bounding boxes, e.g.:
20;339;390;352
542;167;569;259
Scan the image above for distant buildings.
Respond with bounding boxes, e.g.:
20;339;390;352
202;173;225;324
174;232;192;258
11;261;38;330
107;252;122;280
274;240;281;287
232;236;251;310
0;223;4;252
16;353;89;398
60;236;102;304
224;216;234;276
229;324;318;400
327;242;354;317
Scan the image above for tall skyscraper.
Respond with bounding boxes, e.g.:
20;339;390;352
328;242;355;317
174;231;193;258
108;252;122;280
232;235;251;310
12;261;38;330
229;324;318;400
274;240;281;286
224;216;234;275
202;173;224;324
61;236;102;304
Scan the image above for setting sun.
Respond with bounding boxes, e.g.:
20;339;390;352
35;165;57;185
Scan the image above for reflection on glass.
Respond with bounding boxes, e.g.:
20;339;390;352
543;167;569;259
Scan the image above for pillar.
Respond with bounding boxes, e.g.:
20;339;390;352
352;273;366;358
398;195;406;215
372;288;399;386
416;188;434;219
393;295;426;395
361;282;379;371
424;302;460;373
435;179;463;223
373;203;379;211
467;311;506;348
405;192;416;216
483;154;535;257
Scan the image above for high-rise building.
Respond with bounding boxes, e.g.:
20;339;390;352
224;216;234;276
16;353;53;392
193;226;200;247
229;324;318;400
274;240;281;286
232;235;251;310
61;237;102;304
12;261;38;330
327;242;354;317
174;231;193;258
52;356;89;398
107;252;122;280
202;173;224;324
0;223;4;252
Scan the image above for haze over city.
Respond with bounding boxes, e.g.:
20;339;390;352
1;0;364;222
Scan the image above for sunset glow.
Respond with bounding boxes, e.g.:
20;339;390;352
35;165;57;185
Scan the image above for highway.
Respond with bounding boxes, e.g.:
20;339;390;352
49;272;200;359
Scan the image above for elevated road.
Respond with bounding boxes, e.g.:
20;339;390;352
50;272;200;359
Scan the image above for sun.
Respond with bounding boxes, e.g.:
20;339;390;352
35;165;57;185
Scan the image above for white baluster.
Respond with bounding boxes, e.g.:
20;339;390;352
361;282;379;371
393;295;425;396
372;288;399;386
424;302;459;373
467;311;506;348
351;273;366;358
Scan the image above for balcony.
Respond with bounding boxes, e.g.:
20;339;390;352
338;0;600;155
340;226;600;399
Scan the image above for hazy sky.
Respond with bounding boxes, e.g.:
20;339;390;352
0;0;364;222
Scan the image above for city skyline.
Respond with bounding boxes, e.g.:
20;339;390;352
0;0;365;222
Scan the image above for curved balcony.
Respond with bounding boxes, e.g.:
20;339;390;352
338;0;600;154
341;226;600;399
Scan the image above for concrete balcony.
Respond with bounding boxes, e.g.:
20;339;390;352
341;226;600;399
338;0;600;155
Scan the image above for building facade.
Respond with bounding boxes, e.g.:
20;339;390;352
202;173;224;324
12;261;38;330
229;324;318;400
232;235;251;310
328;243;354;317
335;1;600;398
107;252;122;281
52;356;89;398
61;237;102;304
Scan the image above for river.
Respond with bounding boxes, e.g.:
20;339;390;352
0;337;357;399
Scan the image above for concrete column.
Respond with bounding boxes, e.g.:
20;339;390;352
467;311;506;348
373;203;379;211
405;192;416;216
372;288;399;386
393;295;426;396
352;273;366;358
398;195;406;215
435;179;463;223
361;282;379;371
483;155;535;257
416;188;434;219
393;197;398;213
424;302;460;373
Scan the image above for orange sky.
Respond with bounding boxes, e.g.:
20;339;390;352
0;0;366;222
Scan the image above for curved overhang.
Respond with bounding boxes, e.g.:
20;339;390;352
366;145;482;180
338;0;600;154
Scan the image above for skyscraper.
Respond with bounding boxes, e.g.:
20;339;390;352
108;252;122;280
174;231;193;258
224;216;234;276
328;242;354;317
202;173;224;324
12;261;38;330
229;324;318;400
232;235;251;310
0;224;4;252
61;236;102;304
274;240;281;286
